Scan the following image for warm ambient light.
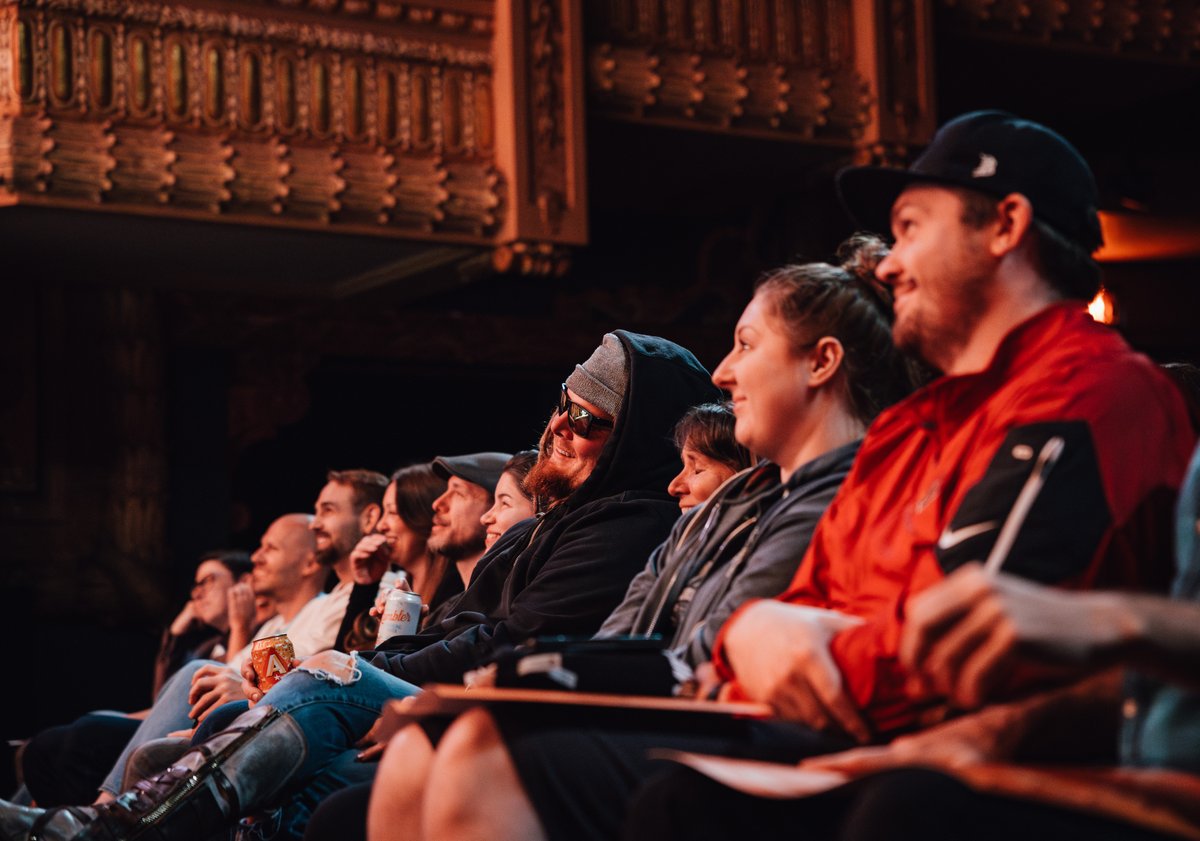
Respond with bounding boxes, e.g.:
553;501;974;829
1088;288;1117;324
1096;211;1200;262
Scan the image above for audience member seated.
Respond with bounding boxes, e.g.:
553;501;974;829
480;450;537;550
664;402;752;512
429;453;512;587
91;511;338;802
18;550;255;807
0;331;718;841
340;464;455;650
405;111;1196;841
377;234;923;841
369;453;508;642
627;440;1200;841
95;469;387;788
152;550;255;699
301;450;537;841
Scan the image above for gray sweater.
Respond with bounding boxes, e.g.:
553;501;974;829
598;440;858;666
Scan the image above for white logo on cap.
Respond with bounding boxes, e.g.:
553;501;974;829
972;153;998;178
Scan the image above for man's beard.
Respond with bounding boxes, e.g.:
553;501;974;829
523;454;577;506
315;530;357;567
428;530;486;562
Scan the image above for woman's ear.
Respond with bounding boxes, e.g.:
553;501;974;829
808;337;845;387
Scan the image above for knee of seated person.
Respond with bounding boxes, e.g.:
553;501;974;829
424;710;508;827
262;651;360;706
379;724;434;780
435;707;503;763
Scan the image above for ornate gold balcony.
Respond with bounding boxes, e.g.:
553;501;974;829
0;0;588;254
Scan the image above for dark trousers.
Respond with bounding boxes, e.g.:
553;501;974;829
21;713;140;805
624;766;1180;841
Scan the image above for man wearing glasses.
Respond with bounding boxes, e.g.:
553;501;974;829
2;331;719;841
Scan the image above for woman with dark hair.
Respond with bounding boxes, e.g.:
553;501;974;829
667;402;753;512
367;234;926;841
481;450;537;549
341;464;453;649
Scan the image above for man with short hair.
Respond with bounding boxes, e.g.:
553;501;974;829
1;331;717;841
413;112;1198;841
166;471;386;733
428;452;509;585
92;513;331;801
92;470;385;805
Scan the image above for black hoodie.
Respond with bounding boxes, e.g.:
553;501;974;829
362;331;720;685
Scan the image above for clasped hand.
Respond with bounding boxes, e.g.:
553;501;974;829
723;601;870;742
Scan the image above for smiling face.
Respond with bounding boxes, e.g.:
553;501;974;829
875;184;993;371
376;481;423;565
711;292;816;469
667;444;738;512
525;387;613;504
310;481;367;566
427;476;491;561
250;515;317;601
480;470;536;547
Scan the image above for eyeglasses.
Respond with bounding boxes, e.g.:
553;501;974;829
191;573;223;594
558;383;614;439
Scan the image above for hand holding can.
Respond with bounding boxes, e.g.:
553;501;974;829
375;589;422;646
250;633;297;693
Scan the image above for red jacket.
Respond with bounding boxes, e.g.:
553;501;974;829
714;303;1196;735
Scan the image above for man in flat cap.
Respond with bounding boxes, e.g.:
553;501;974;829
427;452;510;586
1;331;718;841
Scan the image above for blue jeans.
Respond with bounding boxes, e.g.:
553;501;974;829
101;660;215;795
227;653;417;840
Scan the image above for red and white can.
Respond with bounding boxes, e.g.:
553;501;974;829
376;589;422;645
250;633;296;692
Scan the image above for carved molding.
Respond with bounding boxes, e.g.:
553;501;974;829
583;0;939;148
492;0;587;244
491;238;569;275
938;0;1200;60
105;288;167;578
584;0;894;143
1;0;506;241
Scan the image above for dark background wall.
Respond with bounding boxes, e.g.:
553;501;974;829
3;4;1200;797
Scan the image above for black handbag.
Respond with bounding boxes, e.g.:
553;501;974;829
489;635;689;697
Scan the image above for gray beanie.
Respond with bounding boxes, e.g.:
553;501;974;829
565;333;628;419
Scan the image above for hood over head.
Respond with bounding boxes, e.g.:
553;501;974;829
559;330;721;510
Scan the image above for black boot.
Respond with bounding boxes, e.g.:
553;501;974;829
0;705;307;841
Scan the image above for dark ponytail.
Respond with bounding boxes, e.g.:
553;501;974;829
755;234;928;425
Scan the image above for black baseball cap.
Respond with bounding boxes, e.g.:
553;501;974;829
431;452;511;494
837;111;1103;252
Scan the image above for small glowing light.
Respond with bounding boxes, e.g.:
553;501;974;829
1088;288;1116;324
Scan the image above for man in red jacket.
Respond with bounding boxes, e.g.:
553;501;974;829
413;112;1197;841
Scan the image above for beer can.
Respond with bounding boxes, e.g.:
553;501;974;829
250;633;296;692
376;589;422;646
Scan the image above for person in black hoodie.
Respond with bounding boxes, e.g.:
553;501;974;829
0;331;718;841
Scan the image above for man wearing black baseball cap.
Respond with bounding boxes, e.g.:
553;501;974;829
838;109;1105;374
429;112;1194;841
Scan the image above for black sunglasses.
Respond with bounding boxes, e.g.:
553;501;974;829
558;383;614;439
